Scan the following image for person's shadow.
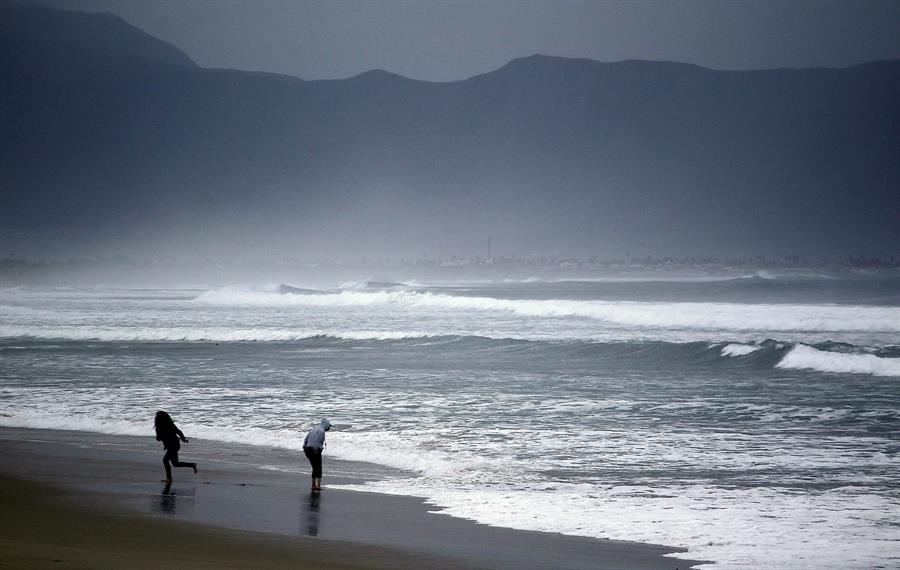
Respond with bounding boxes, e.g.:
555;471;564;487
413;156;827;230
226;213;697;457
303;490;321;536
157;482;176;515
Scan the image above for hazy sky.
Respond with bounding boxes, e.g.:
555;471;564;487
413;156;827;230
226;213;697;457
38;0;900;81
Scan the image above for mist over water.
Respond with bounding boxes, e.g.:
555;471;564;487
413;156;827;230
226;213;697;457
4;1;900;263
3;4;899;569
1;273;899;568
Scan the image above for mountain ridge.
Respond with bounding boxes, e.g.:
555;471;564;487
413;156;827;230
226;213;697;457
1;3;898;259
0;1;196;68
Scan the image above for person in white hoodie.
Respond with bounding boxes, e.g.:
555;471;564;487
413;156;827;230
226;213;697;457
303;418;332;491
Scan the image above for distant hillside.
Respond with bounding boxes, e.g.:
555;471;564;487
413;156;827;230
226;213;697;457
1;2;898;259
0;2;195;67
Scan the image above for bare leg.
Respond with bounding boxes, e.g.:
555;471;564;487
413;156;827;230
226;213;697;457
162;453;173;482
163;449;197;480
304;447;323;490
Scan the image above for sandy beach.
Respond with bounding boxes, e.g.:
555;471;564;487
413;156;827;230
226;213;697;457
0;473;458;570
0;427;699;569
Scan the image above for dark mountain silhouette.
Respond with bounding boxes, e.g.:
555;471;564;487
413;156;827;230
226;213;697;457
0;2;195;67
1;2;898;258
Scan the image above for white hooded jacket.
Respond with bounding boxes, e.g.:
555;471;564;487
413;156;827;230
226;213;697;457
303;418;332;450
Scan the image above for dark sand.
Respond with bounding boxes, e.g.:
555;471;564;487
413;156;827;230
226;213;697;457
0;474;464;569
0;427;702;569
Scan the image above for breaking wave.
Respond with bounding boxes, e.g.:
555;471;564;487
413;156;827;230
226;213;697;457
721;343;764;357
776;345;900;377
3;328;898;378
193;288;900;333
0;326;434;342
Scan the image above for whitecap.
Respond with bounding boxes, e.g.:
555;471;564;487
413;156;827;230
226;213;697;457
721;343;762;357
776;345;900;377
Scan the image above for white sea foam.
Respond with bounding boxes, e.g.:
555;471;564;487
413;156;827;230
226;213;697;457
777;345;900;377
193;288;900;333
327;431;466;475
720;343;762;357
0;326;434;342
333;479;899;570
5;287;897;349
0;304;56;317
750;270;777;280
2;387;898;570
0;407;465;479
0;409;309;454
0;412;151;437
4;285;900;569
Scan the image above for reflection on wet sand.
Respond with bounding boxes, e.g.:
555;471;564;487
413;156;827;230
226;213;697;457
158;482;175;514
303;490;321;536
153;482;195;518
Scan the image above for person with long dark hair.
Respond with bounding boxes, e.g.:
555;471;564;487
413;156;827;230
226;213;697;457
154;410;198;483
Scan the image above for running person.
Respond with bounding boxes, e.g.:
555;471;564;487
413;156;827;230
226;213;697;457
154;410;198;483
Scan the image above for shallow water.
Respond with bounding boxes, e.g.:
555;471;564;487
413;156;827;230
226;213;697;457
1;274;899;568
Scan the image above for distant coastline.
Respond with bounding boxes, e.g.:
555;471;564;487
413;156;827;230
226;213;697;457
1;253;897;287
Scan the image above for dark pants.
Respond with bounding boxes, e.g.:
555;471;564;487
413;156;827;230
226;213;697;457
304;446;323;479
163;448;196;480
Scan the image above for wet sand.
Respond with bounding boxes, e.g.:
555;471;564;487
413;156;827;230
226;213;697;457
0;473;466;569
0;427;701;569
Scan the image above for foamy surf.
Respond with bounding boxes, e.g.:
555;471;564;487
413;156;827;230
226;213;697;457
0;326;434;342
777;344;900;377
3;282;900;570
720;343;763;357
193;287;900;333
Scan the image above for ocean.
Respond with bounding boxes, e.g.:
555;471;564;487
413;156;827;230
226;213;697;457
1;272;899;568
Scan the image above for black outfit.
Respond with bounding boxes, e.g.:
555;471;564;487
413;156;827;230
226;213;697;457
304;446;323;478
157;425;196;480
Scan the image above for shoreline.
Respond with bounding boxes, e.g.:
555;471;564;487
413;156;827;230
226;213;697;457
0;426;702;569
0;473;465;570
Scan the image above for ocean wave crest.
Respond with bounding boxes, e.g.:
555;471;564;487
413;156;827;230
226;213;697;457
194;287;900;333
721;343;763;357
0;326;435;342
777;345;900;377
